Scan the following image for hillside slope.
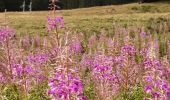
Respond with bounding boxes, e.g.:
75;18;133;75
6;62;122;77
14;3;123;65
0;1;169;36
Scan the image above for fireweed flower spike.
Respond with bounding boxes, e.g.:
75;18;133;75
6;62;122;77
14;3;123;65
48;67;86;100
47;21;86;99
0;26;15;84
47;16;65;32
27;53;49;66
143;58;170;99
91;54;119;99
0;26;15;42
69;39;83;54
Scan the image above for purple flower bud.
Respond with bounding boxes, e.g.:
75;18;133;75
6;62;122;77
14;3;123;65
166;91;170;97
145;84;153;93
151;91;160;98
121;45;136;56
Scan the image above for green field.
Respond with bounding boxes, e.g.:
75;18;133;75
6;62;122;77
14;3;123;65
0;1;170;37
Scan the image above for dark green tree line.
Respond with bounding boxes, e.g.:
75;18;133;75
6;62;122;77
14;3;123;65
0;0;22;11
0;0;167;11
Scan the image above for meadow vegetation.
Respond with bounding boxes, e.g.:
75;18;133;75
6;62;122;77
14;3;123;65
0;1;169;100
0;1;169;35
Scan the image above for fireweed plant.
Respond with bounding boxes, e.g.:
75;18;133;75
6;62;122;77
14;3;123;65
0;26;50;99
47;0;87;100
47;23;87;99
0;1;170;100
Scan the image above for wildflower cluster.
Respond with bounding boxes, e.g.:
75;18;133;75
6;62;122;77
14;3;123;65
0;26;15;42
0;1;170;99
46;9;86;99
48;67;86;100
28;53;49;65
92;54;118;99
47;16;64;31
143;59;170;99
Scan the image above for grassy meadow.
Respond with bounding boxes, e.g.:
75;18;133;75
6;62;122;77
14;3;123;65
0;1;170;36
